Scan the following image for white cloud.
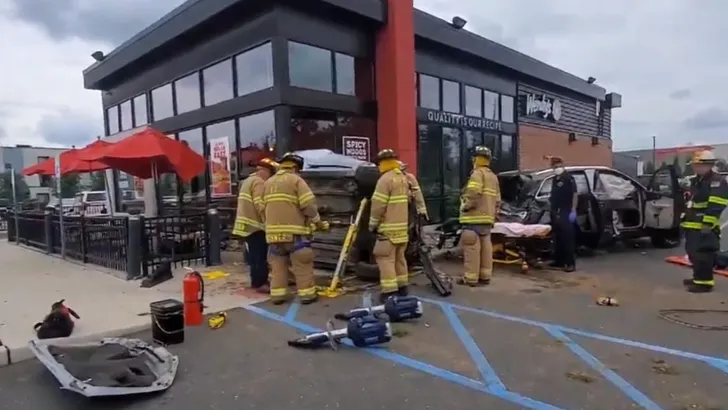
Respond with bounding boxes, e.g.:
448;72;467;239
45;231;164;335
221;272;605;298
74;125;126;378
1;0;727;152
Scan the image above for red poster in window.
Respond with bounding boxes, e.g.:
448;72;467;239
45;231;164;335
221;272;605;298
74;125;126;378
209;137;232;197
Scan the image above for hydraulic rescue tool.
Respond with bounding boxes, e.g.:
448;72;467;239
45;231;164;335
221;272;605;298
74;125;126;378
334;296;423;322
287;315;392;350
414;216;454;296
318;198;369;298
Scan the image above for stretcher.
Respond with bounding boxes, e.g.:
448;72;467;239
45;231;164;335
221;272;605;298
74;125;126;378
665;254;728;279
436;219;552;273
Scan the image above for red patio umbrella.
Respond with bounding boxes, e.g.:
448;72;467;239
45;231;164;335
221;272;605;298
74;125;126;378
78;128;206;182
21;140;112;176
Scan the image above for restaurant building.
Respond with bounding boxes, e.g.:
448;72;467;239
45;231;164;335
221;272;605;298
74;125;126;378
83;0;621;221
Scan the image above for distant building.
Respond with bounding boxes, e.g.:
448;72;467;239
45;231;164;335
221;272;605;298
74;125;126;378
615;144;728;177
0;145;92;201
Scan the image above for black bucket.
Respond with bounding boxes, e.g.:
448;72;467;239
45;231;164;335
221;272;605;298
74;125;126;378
150;299;185;346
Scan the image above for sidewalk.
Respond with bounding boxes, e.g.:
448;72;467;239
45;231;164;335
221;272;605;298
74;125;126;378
0;241;263;367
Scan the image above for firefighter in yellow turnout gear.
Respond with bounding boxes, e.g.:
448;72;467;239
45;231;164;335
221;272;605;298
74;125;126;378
263;152;329;305
370;149;411;303
232;158;279;293
681;150;728;293
399;161;429;220
459;146;500;286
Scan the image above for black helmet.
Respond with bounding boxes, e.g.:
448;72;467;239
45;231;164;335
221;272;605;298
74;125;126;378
375;149;398;164
473;146;492;159
278;152;304;169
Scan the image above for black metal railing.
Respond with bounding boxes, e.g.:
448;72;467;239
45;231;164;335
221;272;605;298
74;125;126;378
15;211;46;250
0;210;8;232
50;215;129;271
141;212;208;276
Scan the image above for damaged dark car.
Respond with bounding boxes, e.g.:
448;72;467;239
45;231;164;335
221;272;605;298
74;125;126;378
498;165;685;249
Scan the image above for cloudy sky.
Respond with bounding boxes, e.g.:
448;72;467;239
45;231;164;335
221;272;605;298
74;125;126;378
0;0;726;151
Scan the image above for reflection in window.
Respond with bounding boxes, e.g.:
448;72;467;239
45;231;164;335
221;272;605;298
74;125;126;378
133;94;148;127
501;95;514;122
417;124;443;223
238;110;276;176
107;106;119;135
464;131;483;177
291;110;336;152
175;73;201;114
484;90;499;120
500;134;515;171
442;127;462;219
464;86;482;117
442;80;460;113
337;115;377;159
151;84;173;121
120;100;132;131
203;59;233;106
418;74;440;110
206;120;237;196
236;42;273;97
289;42;333;92
178;128;205;205
335;53;355;96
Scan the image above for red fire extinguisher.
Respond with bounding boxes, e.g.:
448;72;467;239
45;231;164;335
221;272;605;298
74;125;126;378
183;269;204;326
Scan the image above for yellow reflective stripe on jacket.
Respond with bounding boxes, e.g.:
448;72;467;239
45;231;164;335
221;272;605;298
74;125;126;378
264;193;298;203
378;222;408;232
691;202;708;209
266;224;311;234
388;194;409;204
483;187;498;196
680;221;703;230
240;193;254;202
299;191;315;205
236;216;264;230
708;195;728;206
702;215;719;226
466;181;482;190
372;191;389;203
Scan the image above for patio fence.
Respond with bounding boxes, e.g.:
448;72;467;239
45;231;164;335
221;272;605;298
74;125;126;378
2;207;223;279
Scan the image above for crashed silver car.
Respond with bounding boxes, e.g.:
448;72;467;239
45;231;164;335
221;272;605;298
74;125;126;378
498;164;685;249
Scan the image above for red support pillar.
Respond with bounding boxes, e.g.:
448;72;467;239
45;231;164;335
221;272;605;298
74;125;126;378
375;0;417;173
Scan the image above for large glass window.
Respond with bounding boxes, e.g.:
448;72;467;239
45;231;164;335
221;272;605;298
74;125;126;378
238;110;276;176
151;84;173;121
501;95;514;122
119;100;132;131
499;134;515;171
203;59;233;106
206;120;237;198
484;90;499;120
175;73;201;114
236;42;273;97
107;106;119;135
291;109;336;152
442;127;462;219
418;74;440;110
289;42;333;92
178;128;205;205
464;86;482;117
463;130;483;177
133;94;148;127
417;124;444;223
442;80;460;113
335;53;355;96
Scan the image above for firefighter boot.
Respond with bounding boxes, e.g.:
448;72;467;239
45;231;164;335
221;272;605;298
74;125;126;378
686;283;714;293
682;278;694;286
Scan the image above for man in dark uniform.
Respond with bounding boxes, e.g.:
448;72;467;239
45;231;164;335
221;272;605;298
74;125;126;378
681;150;728;293
548;156;578;272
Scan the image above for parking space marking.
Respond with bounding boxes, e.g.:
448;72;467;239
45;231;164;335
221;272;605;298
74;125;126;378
284;301;301;321
419;297;728;373
243;304;563;410
441;303;505;390
545;326;663;410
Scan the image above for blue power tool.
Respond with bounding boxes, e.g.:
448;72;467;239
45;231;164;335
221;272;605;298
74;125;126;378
287;315;392;350
334;296;423;322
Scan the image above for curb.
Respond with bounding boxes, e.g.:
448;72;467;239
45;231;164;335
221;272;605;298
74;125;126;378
0;323;150;368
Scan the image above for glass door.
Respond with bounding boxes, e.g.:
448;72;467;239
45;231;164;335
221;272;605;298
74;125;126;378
417;124;444;223
442;127;462;221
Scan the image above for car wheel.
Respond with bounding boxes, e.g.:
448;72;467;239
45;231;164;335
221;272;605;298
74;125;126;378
650;233;680;248
355;261;380;282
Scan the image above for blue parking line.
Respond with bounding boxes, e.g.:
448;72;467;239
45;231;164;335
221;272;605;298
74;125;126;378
243;304;563;410
419;297;728;371
544;326;664;410
440;303;505;390
284;301;301;321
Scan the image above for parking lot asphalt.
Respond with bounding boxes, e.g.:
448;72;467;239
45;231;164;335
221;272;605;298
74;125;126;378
1;244;727;410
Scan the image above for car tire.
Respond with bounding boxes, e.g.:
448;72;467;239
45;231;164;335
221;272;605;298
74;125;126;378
650;232;681;248
355;261;380;282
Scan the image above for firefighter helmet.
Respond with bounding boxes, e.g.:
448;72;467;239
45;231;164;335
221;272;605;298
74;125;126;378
691;150;718;164
256;157;279;172
472;146;492;159
546;155;564;167
278;152;305;169
375;149;398;164
398;161;408;171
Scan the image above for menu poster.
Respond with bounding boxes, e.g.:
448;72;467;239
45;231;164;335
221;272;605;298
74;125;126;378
209;137;232;197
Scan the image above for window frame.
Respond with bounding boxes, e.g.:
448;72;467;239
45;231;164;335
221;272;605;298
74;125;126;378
417;73;441;111
106;105;120;135
201;57;234;107
132;93;148;127
173;72;203;115
235;41;274;97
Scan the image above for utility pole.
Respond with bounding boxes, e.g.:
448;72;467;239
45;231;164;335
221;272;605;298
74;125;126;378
652;135;657;171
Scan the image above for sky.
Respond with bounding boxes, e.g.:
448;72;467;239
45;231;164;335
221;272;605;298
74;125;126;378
0;0;726;151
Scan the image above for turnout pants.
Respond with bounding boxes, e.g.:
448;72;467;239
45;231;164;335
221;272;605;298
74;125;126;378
460;226;493;284
244;230;268;288
268;238;317;302
373;238;409;294
685;230;716;287
551;211;576;267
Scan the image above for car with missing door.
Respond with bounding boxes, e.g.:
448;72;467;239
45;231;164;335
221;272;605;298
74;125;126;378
497;165;685;249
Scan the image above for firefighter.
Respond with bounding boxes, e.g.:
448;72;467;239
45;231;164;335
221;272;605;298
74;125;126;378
232;158;279;293
459;146;500;286
399;161;429;221
681;150;728;293
370;149;411;302
548;156;578;272
263;152;329;305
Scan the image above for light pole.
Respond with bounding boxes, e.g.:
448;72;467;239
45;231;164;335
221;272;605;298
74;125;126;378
652;135;657;171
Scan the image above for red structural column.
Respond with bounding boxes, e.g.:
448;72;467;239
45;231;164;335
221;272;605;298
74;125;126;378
375;0;417;173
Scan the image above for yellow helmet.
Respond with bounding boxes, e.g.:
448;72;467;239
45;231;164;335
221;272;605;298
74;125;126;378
278;152;304;168
691;150;717;164
473;145;492;159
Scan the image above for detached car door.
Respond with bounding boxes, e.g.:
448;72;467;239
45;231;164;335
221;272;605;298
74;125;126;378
643;164;684;231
